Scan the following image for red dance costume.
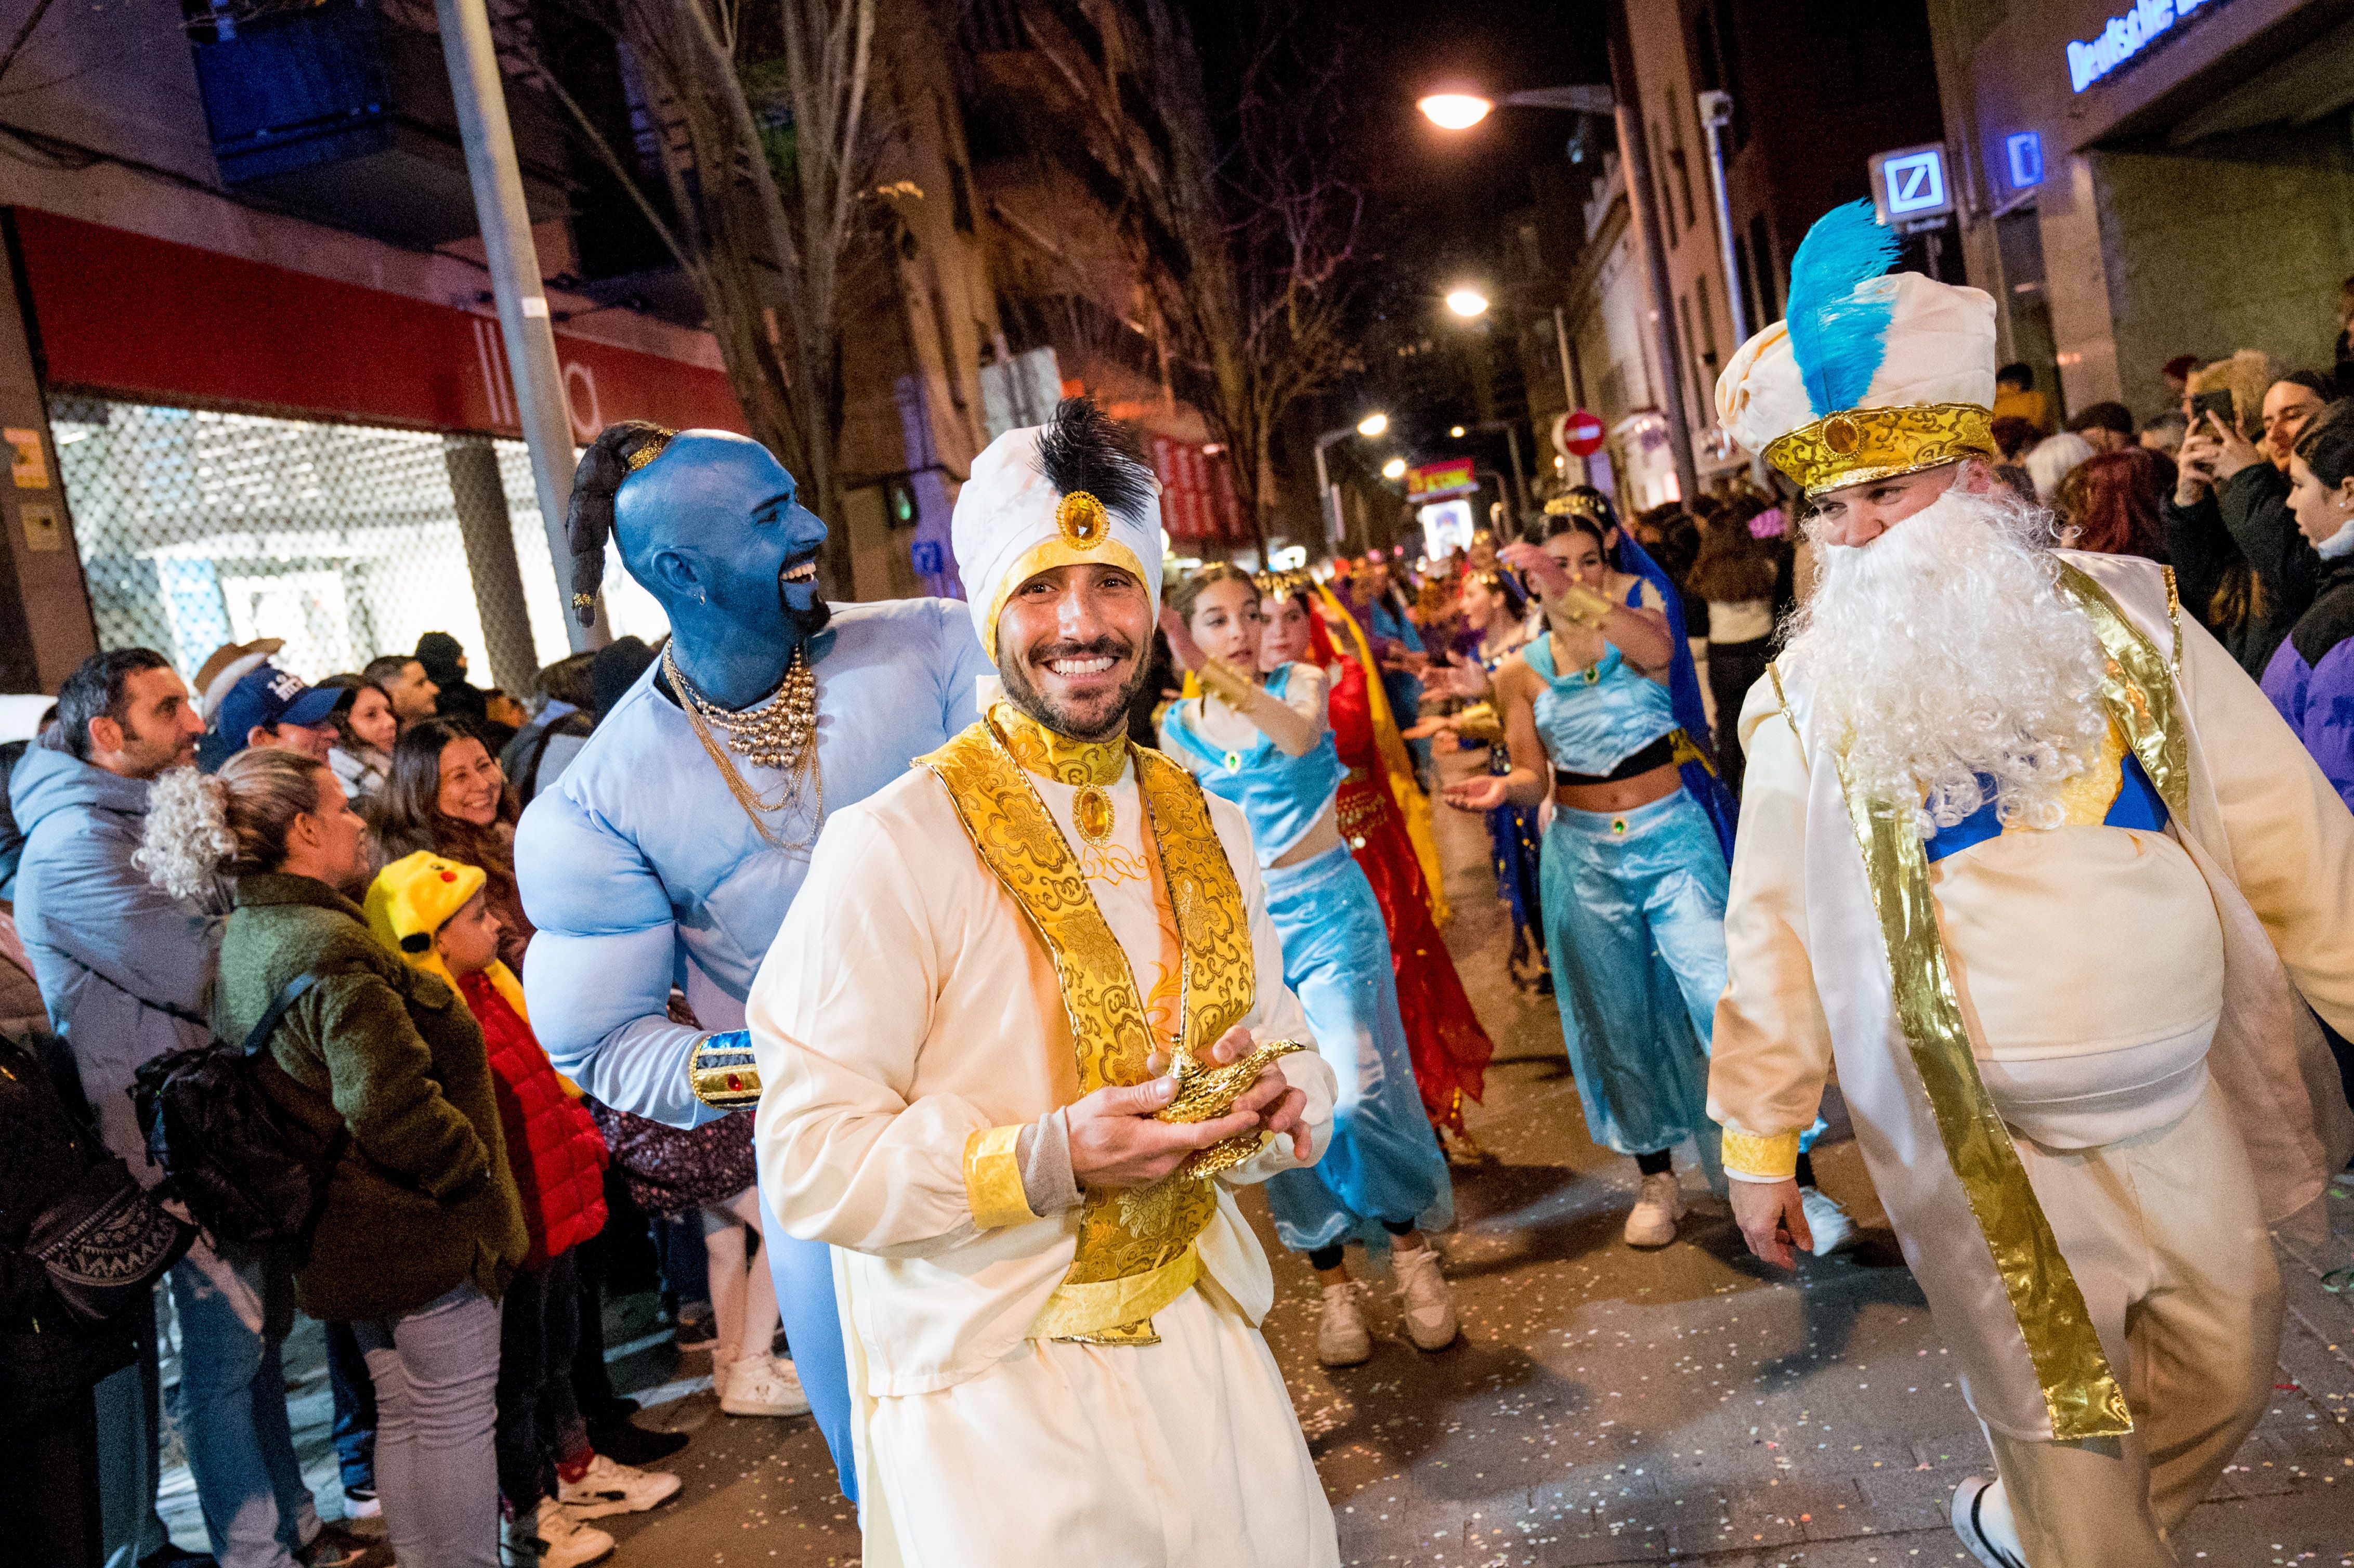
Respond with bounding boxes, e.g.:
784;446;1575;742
1319;621;1494;1133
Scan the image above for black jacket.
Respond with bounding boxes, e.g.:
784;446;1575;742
2160;462;2316;679
0;1034;138;1421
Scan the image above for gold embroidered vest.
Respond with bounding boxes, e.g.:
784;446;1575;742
920;705;1257;1343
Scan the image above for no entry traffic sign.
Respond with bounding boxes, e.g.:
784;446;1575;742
1554;409;1606;458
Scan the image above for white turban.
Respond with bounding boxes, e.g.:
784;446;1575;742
952;408;1163;660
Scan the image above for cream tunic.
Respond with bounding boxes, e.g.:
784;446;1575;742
748;746;1339;1567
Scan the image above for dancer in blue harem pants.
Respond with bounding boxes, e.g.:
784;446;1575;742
1258;846;1453;1251
1539;787;1727;1155
1160;561;1462;1362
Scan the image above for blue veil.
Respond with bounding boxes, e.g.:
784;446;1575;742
1606;521;1741;861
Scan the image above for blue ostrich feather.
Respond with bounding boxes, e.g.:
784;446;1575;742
1785;200;1903;417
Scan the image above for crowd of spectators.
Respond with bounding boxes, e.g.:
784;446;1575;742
0;628;779;1568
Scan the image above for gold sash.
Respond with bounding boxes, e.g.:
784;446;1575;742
1815;562;2181;1441
920;712;1257;1343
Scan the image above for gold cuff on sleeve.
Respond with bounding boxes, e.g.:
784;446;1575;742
1451;702;1503;744
688;1037;761;1109
963;1123;1040;1230
1195;657;1259;709
1552;582;1615;629
1719;1128;1803;1181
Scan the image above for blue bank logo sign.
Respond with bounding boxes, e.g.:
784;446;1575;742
2068;0;2218;93
2006;132;2044;190
1867;144;1954;226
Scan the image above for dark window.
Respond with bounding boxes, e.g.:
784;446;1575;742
1653;121;1678;245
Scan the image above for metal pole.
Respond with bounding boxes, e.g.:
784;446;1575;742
435;0;605;651
1604;0;1701;508
1313;429;1343;556
1695;90;1749;345
1552;303;1583;412
1499;422;1528;535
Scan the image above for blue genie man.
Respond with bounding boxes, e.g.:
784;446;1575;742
516;422;991;1496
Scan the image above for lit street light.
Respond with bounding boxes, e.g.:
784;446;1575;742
1449;424;1467;438
1357;411;1390;437
1445;288;1489;318
1381;456;1408;480
1416;93;1494;130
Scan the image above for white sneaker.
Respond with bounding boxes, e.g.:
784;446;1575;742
1316;1279;1373;1366
720;1353;812;1417
503;1497;613;1568
1951;1475;2029;1568
1391;1245;1460;1351
1624;1169;1687;1247
556;1451;682;1518
1801;1185;1860;1256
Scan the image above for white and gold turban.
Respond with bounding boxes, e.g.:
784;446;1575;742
952;398;1163;659
1716;201;1999;496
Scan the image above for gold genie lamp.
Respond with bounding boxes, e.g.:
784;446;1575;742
1155;1035;1311;1179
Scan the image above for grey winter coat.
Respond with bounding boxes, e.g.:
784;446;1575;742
9;737;221;1182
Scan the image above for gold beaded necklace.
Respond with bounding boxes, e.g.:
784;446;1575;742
664;643;823;852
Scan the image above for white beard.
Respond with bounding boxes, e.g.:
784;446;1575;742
1783;482;2109;835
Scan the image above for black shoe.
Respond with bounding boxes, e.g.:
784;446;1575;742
580;1393;642;1422
298;1523;373;1568
139;1549;216;1568
588;1415;690;1466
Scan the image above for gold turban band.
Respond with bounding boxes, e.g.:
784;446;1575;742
1762;402;1997;498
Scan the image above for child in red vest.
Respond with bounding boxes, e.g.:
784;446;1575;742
369;852;681;1568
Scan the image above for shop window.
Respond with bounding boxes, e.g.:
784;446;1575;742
51;397;663;687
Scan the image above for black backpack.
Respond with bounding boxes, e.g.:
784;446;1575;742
132;975;350;1255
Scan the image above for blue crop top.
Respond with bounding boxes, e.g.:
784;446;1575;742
1158;662;1344;867
1523;633;1678;777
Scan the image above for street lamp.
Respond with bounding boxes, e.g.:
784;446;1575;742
1445;288;1490;318
1315;413;1394;554
1381;457;1408;480
1449;425;1467;438
1418;40;1700;508
1416;93;1494;130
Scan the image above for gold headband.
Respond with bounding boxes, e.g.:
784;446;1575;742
1542;491;1611;522
624;429;677;473
1253;567;1314;604
1763;402;1996;496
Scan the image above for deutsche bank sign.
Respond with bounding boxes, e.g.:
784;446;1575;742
2068;0;2219;93
1867;144;1954;226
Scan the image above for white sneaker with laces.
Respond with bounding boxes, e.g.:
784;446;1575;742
502;1497;613;1568
720;1353;812;1417
1623;1169;1687;1247
557;1451;682;1518
1391;1245;1460;1351
1951;1475;2029;1568
1316;1279;1372;1366
1801;1186;1860;1257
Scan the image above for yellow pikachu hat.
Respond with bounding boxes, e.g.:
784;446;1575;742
364;850;529;1022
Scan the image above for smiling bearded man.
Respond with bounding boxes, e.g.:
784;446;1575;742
1707;203;2354;1568
747;398;1340;1568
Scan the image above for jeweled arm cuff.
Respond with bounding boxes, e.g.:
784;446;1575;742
1719;1127;1802;1183
963;1123;1041;1230
1195;656;1260;710
688;1035;761;1109
1544;582;1614;632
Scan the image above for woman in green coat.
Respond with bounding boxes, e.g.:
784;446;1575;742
143;748;526;1568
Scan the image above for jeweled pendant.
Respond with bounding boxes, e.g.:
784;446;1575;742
1073;782;1115;846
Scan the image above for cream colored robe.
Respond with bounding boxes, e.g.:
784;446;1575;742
748;748;1340;1567
1709;550;2354;1439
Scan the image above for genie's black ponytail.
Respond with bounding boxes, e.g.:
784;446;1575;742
566;421;675;626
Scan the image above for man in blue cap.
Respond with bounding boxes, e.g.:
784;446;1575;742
201;662;345;772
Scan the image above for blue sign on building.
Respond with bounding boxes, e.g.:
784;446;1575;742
1867;143;1955;226
910;539;945;575
2006;132;2044;190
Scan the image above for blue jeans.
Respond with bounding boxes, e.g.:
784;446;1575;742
354;1282;501;1568
95;1291;172;1568
323;1322;376;1494
169;1257;318;1568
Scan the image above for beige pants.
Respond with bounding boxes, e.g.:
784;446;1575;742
1985;1082;2281;1566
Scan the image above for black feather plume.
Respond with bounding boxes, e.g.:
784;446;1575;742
1034;397;1154;524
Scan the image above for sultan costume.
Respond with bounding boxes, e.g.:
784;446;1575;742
747;405;1341;1568
1709;203;2354;1567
